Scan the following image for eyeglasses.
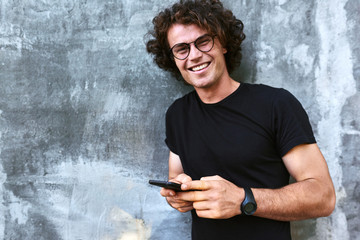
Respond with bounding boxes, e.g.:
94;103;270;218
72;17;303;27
170;34;215;60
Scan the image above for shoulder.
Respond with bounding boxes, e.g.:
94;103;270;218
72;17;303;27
244;83;297;101
243;83;286;95
166;90;197;117
241;83;293;104
239;83;305;117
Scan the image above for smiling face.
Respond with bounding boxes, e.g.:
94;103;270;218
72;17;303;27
167;24;230;90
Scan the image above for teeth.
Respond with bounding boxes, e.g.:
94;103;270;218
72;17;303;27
191;63;209;71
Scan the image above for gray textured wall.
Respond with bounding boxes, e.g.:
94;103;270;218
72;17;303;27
0;0;359;239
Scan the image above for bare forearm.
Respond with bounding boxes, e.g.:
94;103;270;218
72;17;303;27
252;179;335;221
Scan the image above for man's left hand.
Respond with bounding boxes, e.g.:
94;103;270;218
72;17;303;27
177;175;244;219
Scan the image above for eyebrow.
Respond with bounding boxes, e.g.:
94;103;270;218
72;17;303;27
170;34;210;49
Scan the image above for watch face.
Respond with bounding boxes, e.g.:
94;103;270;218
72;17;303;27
244;203;256;214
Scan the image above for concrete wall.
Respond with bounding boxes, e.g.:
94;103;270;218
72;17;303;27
0;0;358;239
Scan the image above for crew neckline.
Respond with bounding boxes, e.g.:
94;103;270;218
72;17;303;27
195;82;245;106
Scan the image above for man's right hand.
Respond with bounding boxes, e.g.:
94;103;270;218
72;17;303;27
160;173;194;212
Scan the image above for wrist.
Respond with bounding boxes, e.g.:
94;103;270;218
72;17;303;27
235;186;245;216
241;187;257;216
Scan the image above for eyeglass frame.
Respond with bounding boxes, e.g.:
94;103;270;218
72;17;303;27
169;34;216;60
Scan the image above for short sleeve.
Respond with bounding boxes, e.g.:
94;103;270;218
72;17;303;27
273;89;316;157
165;103;178;154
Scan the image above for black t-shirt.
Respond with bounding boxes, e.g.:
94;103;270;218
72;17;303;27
165;83;316;240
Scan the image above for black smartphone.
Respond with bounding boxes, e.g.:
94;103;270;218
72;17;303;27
149;180;184;192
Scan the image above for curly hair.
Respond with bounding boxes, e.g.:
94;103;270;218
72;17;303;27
146;0;245;80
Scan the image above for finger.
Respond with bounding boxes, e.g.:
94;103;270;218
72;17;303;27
195;209;221;219
178;205;194;213
192;201;210;211
175;173;192;183
160;188;176;197
176;189;207;202
176;201;193;208
167;198;193;210
182;180;210;191
166;194;194;205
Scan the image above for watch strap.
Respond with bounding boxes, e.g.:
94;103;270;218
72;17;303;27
241;187;257;215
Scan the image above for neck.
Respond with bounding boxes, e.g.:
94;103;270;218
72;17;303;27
194;77;240;104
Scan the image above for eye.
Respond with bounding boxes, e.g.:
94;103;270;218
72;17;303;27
173;44;188;54
196;36;211;46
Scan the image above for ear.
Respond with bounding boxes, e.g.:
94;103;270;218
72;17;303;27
222;47;227;54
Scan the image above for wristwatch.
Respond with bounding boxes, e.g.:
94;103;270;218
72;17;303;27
241;187;257;215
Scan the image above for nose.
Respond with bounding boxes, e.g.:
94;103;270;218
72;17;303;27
187;43;203;60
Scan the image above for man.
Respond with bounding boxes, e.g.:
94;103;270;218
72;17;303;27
146;0;336;239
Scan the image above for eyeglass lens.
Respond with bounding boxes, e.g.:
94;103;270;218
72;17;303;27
171;34;214;60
